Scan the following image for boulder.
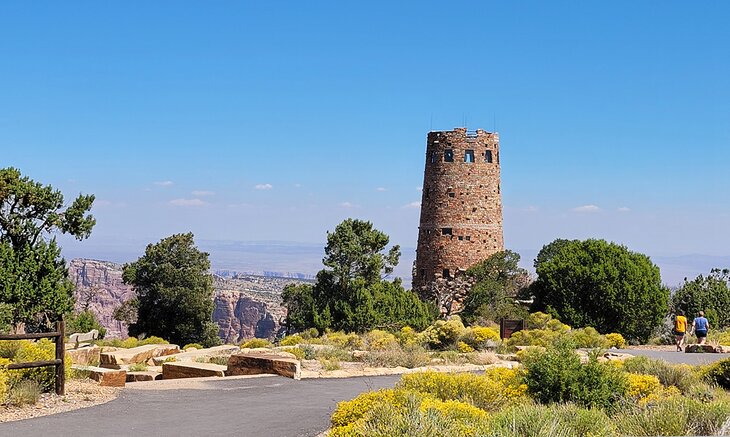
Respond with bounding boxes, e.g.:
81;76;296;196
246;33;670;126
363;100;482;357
127;371;163;382
162;362;227;379
72;365;126;387
685;344;718;353
151;345;240;365
239;348;296;359
67;345;101;366
601;352;634;362
227;352;301;380
100;344;180;368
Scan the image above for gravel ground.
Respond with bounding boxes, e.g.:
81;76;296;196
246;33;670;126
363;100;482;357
0;379;121;423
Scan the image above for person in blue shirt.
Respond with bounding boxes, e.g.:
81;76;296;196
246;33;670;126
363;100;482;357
691;311;710;345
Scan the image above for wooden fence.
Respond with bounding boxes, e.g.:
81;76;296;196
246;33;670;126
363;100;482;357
0;321;65;395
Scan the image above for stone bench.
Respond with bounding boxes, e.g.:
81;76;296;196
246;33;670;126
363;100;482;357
69;329;99;349
100;344;180;368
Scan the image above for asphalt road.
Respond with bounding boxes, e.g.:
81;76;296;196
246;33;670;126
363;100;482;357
615;348;730;365
2;349;727;437
0;375;401;437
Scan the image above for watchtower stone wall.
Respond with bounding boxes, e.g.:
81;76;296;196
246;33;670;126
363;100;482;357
413;128;504;298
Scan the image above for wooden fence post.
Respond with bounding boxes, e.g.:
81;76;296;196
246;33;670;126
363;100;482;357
55;320;65;396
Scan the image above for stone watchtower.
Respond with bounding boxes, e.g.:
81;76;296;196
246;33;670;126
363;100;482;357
413;128;504;306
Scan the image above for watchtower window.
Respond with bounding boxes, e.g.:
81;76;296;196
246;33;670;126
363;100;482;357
485;150;493;163
420;269;425;277
458;236;464;241
448;192;455;198
429;151;437;163
441;228;452;236
443;269;451;279
444;149;454;162
465;236;471;241
425;188;430;199
464;150;475;163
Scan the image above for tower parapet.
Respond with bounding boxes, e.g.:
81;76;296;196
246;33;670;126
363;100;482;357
413;128;504;306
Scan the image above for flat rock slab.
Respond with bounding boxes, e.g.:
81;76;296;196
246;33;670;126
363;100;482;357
227;353;301;380
151;345;240;366
100;344;180;368
127;371;163;382
72;365;126;387
162;362;227;379
67;345;101;366
686;344;724;353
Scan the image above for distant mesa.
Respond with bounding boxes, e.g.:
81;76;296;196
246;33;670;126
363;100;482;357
69;258;310;342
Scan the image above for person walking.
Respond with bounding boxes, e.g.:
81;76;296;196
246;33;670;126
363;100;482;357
692;311;710;345
674;310;687;351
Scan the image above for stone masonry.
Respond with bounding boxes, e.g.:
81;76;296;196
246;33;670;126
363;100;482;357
413;128;504;306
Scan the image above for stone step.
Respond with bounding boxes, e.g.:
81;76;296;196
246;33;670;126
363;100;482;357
72;365;126;387
67;345;101;366
100;344;180;368
162;361;227;379
151;345;240;366
227;352;301;380
127;371;163;382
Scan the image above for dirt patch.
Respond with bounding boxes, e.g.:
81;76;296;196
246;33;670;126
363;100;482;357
0;379;121;423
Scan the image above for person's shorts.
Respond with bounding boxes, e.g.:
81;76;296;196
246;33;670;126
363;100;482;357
673;330;685;336
695;330;708;338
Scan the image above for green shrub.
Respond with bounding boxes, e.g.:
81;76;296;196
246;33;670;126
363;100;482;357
490;402;616;437
240;338;272;349
280;334;304;346
301;327;319;340
622;356;699;393
121;337;139;348
506;328;560;348
319;358;341;371
65;310;107;339
137;336;169;346
183;343;204;351
363;344;430;369
418;316;465;350
208;356;229;366
7;379;41;406
315;346;352;362
299;345;317;360
522;343;627;410
128;363;148;372
566;327;607;348
0;340;24;360
702;357;730;390
616;397;730;436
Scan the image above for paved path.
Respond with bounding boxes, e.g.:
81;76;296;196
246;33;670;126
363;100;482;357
616;348;730;365
0;375;401;437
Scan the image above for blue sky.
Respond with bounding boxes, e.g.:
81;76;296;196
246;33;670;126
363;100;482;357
2;2;729;283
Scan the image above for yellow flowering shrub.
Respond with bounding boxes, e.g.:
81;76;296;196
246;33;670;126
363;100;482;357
457;341;475;353
419;316;466;349
483;367;528;401
605;333;626;348
325;331;363;349
121;337;139;348
473;326;500;344
0;357;10;401
328;422;363;437
279;334;304;346
397;326;418;346
397;370;513;411
240;338;271;349
364;330;398;351
627;373;661;399
331;388;413;427
10;339;72;391
638;385;681;407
